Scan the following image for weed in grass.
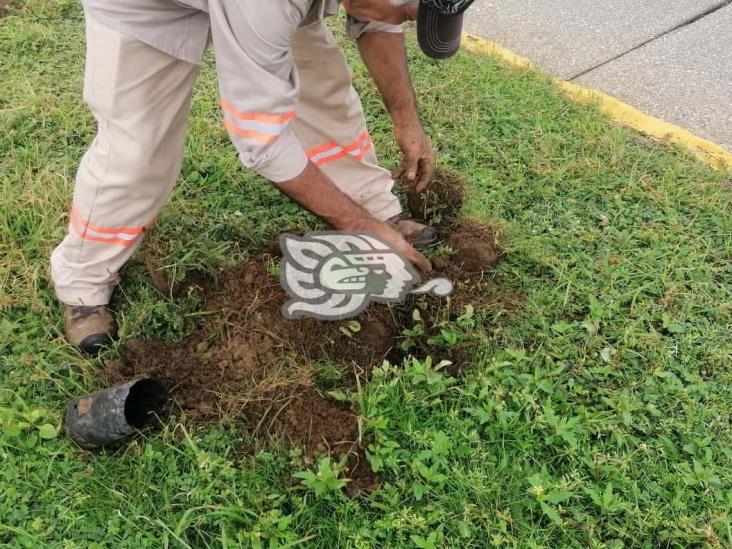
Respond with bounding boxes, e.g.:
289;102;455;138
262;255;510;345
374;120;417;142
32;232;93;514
315;360;347;390
293;456;350;496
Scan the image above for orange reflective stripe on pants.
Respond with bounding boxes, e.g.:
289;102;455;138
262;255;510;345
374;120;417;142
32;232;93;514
221;100;296;144
69;206;144;247
306;130;373;168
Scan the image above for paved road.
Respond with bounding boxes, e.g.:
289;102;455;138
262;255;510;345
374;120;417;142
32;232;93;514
464;0;732;151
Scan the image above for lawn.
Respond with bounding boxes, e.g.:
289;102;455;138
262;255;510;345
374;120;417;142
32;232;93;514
1;1;731;547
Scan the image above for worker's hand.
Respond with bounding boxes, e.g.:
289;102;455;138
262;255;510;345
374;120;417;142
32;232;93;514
350;217;433;273
393;123;434;193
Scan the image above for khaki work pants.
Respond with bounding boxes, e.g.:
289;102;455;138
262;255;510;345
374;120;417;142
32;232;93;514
51;15;402;306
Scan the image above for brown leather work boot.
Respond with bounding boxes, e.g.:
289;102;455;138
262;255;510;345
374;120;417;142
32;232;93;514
387;214;438;249
64;305;117;355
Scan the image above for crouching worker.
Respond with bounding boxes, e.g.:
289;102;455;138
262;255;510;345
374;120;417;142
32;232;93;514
50;0;476;354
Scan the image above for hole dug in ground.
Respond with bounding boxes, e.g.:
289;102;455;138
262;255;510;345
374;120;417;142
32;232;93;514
102;168;511;495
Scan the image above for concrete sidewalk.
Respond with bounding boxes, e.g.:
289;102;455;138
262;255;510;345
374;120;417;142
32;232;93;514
464;0;732;152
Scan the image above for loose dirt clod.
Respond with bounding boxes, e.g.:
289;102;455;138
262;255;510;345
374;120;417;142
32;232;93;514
441;220;503;275
102;168;510;493
144;251;176;296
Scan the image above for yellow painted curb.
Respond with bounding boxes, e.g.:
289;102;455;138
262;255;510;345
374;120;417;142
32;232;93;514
462;34;732;171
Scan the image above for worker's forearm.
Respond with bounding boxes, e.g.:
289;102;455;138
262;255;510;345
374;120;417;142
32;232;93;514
274;161;433;272
357;31;421;128
274;162;371;231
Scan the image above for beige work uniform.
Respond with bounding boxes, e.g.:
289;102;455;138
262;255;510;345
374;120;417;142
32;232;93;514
51;0;404;306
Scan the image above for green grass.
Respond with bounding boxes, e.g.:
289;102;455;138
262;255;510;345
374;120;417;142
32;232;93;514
2;1;731;547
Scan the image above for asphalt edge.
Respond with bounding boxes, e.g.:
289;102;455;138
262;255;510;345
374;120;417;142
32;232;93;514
462;34;732;171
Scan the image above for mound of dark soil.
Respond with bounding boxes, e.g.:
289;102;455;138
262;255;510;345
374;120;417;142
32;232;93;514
406;168;465;229
102;167;510;494
433;220;503;276
103;257;396;494
406;167;502;277
103;258;400;412
410;168;507;313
